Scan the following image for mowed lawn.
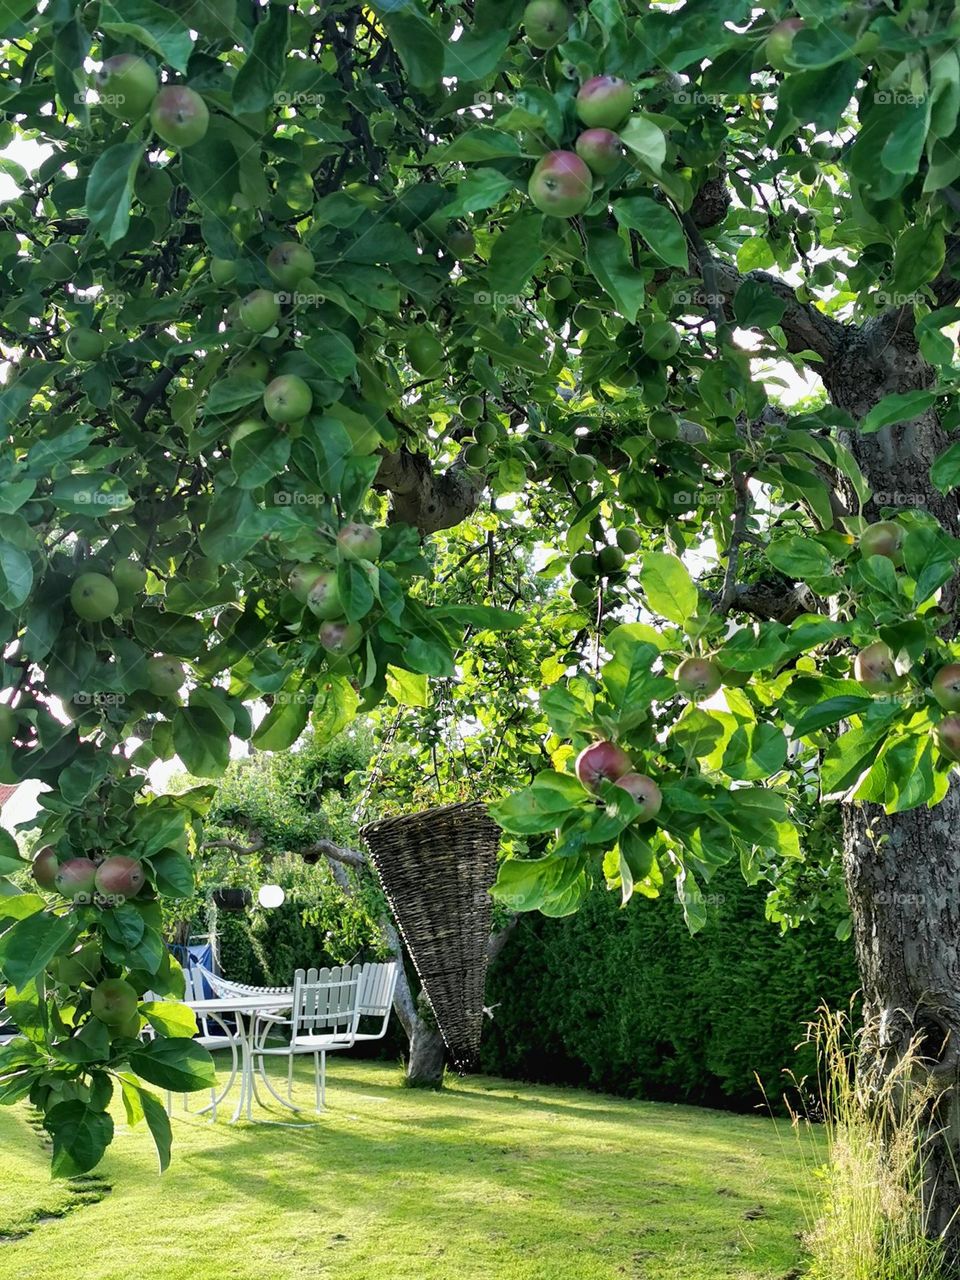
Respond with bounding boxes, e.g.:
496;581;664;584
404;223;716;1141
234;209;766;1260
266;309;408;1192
0;1058;818;1280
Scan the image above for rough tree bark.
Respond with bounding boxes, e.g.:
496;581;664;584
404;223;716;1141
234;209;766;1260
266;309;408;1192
696;232;960;1260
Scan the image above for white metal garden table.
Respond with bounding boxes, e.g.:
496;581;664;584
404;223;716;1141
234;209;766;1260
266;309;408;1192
186;993;293;1123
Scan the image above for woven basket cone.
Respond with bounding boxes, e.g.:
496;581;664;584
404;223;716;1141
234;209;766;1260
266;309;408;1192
361;801;500;1070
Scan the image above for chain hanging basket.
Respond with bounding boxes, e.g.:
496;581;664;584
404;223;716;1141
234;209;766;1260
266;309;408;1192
361;801;501;1071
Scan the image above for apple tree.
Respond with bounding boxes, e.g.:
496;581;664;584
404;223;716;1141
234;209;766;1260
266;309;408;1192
1;0;960;1248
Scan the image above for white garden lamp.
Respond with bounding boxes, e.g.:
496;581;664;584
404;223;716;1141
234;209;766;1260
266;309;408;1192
257;884;285;909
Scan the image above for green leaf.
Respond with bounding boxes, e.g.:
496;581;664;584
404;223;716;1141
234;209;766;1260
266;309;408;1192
371;0;444;89
229;426;290;490
172;706;231;777
233;3;290;113
488;213;546;298
338;560;375;623
765;535;834;581
585;228;645;323
640;552;697;625
892;222;944;295
128;1036;217;1092
822;724;893;799
251;693;310;751
0;910;78;991
140;1000;199;1038
426;128;520;164
490;770;585;835
85;142;144;247
861;390;936;435
619;115;666;174
722;722;787;781
733;279;786;330
385;666;429;707
119;1076;171;1171
150;849;194;898
792;695;873;736
433;605;523;630
0;540;32;610
0;362;61;434
931;440;960;493
100;0;193;71
441;168;515;218
203;378;266;417
47;1100;114;1176
613;196;688;269
443;27;511;80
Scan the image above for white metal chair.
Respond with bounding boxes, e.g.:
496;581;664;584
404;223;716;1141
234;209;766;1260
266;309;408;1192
354;961;399;1043
251;966;360;1113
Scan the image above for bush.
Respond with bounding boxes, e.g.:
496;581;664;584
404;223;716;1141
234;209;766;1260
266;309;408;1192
481;862;859;1110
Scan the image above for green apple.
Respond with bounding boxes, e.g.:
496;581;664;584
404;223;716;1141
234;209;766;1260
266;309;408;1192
70;572;119;622
112;560;147;594
859;520;904;565
407;332;443;377
239;289;281;333
445;227;476;258
288;562;325;603
676;657;722;699
40;242;77;281
145;655;184;697
266;241;315;288
528;151;593;217
460;394;484;421
135;165;173;207
150;85;210;149
319;619;363;656
65;328;105;362
210;256;238;284
232;348;270;381
546;275;573;300
96;55;158;120
642;320;681;361
522;0;568;48
575;76;634;130
932;664;960;711
337;523;382;561
766;18;804;71
91;978;139;1026
32;845;59;889
229;417;264;448
854;642;904;694
263;375;312;421
306;572;343;620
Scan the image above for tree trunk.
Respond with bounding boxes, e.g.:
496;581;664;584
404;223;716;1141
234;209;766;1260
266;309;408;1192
405;994;447;1088
826;318;960;1267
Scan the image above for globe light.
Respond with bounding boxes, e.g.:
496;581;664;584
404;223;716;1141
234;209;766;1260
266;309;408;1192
257;883;285;909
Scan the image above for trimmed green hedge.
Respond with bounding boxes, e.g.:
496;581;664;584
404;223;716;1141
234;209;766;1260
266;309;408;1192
480;863;858;1110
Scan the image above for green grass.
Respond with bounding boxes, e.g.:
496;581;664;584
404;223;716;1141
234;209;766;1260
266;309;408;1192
0;1057;818;1280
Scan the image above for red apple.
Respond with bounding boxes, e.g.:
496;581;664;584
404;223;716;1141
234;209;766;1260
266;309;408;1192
575;76;634;130
574;128;623;175
932;664;960;711
575;740;631;790
935;715;960;762
95;856;145;900
675;657;722;700
32;846;60;890
614;772;662;820
55;857;97;900
150;85;209;149
528;151;593;218
854;642;904;694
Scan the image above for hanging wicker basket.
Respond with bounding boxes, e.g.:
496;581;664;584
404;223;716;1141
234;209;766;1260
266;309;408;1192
361;801;500;1071
211;887;252;912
